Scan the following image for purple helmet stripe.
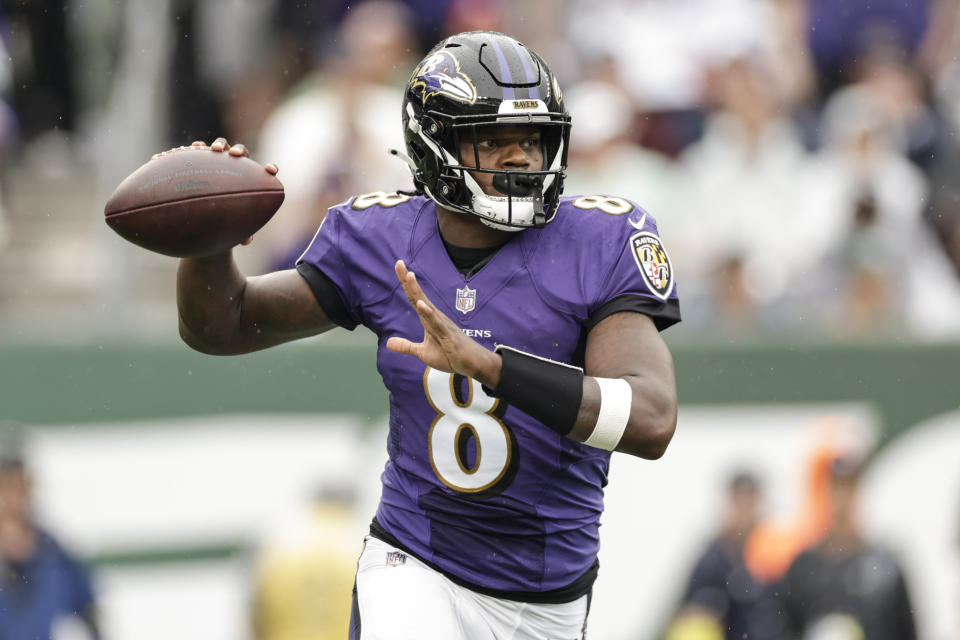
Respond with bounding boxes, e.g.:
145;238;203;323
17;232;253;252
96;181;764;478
489;39;515;99
512;41;540;100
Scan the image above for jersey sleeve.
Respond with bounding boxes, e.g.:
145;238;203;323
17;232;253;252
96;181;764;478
295;204;363;330
296;262;358;330
586;203;681;332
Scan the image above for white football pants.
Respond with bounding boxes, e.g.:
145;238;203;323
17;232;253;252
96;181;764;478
353;536;589;640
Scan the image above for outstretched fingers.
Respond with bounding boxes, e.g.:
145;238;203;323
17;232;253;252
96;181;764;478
414;298;447;336
396;259;455;338
397;262;448;332
396;260;431;311
386;335;420;357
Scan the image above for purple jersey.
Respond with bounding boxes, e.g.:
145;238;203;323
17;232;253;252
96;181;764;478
299;192;679;595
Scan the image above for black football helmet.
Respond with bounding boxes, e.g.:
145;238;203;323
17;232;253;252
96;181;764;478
397;31;571;230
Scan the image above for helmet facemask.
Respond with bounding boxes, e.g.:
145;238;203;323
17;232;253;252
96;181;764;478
455;117;569;230
407;108;569;231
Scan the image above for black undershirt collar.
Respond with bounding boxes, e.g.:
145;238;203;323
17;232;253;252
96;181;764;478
441;237;508;277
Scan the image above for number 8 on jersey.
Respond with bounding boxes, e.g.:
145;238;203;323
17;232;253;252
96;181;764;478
423;367;516;494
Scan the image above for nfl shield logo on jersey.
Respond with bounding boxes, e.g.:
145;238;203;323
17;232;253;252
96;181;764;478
455;286;476;314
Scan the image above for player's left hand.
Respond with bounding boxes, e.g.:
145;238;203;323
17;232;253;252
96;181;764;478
386;260;501;387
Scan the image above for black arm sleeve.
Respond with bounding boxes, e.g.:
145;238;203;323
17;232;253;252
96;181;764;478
586;294;681;333
295;261;358;330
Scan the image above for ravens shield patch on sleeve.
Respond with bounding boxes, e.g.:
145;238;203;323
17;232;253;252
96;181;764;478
630;232;674;300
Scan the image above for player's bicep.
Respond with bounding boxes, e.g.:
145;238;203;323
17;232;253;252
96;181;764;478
584;311;673;380
241;269;338;344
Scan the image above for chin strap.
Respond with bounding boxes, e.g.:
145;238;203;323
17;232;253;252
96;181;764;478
532;189;546;227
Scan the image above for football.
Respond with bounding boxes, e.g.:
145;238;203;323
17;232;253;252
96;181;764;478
104;146;284;258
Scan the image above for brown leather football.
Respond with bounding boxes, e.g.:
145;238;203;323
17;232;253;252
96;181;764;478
104;146;284;258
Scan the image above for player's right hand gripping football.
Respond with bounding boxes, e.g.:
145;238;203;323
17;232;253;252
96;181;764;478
187;136;278;173
190;137;279;247
386;260;502;388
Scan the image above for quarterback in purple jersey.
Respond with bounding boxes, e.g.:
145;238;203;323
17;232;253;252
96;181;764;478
177;31;679;640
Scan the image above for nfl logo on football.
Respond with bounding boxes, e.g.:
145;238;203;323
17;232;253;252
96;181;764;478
455;286;476;314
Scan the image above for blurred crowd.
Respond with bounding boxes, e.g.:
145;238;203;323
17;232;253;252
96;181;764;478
2;0;960;340
0;443;101;639
664;427;917;640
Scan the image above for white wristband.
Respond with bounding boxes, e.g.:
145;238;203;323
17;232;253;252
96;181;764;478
583;378;632;451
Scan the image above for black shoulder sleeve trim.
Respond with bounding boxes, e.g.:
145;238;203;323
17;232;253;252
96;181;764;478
295;261;358;331
586;294;681;333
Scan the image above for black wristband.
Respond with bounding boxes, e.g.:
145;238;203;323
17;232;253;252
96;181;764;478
484;345;584;436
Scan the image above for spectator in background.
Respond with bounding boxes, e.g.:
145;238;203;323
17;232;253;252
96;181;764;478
445;0;504;47
276;0;478;55
674;55;825;332
0;447;100;640
167;0;226;145
167;1;283;147
251;484;362;640
270;0;348;81
956;493;960;637
795;0;957;186
741;417;876;588
924;117;960;275
813;81;960;337
562;66;679;221
777;454;918;640
921;2;960;275
801;0;934;101
254;0;509;274
0;11;12;256
255;0;418;272
665;471;782;640
566;0;812;157
0;0;76;143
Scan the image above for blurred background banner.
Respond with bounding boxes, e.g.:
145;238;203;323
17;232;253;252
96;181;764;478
1;0;959;639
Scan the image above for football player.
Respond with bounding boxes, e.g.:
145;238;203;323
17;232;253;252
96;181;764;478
178;31;681;640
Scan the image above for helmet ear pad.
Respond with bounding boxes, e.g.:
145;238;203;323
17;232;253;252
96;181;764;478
405;111;472;208
403;119;440;194
436;175;464;201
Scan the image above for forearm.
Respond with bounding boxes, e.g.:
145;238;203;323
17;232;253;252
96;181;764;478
177;251;250;354
580;312;677;458
178;255;336;354
569;373;676;459
480;313;677;460
480;350;675;459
